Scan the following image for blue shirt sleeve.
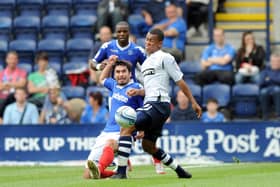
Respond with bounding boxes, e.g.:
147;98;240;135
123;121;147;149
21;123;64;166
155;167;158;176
3;105;11;124
80;105;91;123
136;47;146;65
201;45;212;61
93;42;109;63
227;45;236;59
103;78;115;91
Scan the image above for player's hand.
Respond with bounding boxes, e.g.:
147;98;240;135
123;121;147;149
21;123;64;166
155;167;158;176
135;131;144;139
108;55;118;65
127;89;139;97
192;102;202;118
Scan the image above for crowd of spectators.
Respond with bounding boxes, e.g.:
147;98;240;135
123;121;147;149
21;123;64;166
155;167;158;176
1;0;279;125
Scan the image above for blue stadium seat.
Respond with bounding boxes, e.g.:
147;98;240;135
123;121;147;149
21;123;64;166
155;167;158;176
61;85;85;99
17;0;44;16
66;38;93;62
128;14;146;37
45;0;72;16
0;64;3;71
38;39;65;63
17;63;32;74
0;0;15;17
72;0;98;15
62;62;88;85
0;40;8;65
42;15;69;40
9;39;36;64
70;15;97;39
132;0;149;13
180;61;202;80
0;17;12;41
135;37;145;48
13;16;40;40
232;84;259;117
203;83;231;108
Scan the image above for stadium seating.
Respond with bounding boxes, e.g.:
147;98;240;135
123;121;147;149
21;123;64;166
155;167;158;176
37;39;65;63
70;14;97;39
42;15;69;40
17;63;32;74
173;84;202;105
0;17;12;41
0;0;15;17
0;40;8;65
128;14;145;37
61;85;85;99
66;38;93;62
9;39;36;64
232;84;260;117
45;0;72;16
203;83;231;108
13;15;40;40
135;37;145;48
180;61;202;82
72;0;99;16
17;0;44;16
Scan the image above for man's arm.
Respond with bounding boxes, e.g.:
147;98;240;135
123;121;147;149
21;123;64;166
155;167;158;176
99;55;118;84
207;54;232;65
164;28;179;37
176;79;202;118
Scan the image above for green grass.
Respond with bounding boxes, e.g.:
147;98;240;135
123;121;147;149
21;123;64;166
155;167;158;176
1;163;280;187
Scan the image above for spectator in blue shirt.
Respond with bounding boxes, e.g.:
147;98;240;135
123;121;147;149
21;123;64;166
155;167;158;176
81;91;108;124
196;28;235;85
3;87;39;124
154;3;187;63
201;98;225;123
259;53;280;120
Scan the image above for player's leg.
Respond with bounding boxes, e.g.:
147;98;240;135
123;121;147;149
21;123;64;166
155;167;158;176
111;126;136;178
142;138;192;179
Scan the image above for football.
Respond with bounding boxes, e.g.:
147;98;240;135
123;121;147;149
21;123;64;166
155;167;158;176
115;106;137;128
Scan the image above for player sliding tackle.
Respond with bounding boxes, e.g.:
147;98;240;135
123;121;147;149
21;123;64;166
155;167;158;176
111;28;202;179
84;57;144;179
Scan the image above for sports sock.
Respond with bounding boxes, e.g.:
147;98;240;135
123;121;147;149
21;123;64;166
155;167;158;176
116;136;132;174
98;146;114;172
101;170;115;178
153;157;161;164
152;148;178;170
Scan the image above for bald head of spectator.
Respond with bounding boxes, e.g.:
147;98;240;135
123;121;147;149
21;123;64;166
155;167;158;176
213;28;225;46
6;51;19;70
99;26;113;43
165;4;178;20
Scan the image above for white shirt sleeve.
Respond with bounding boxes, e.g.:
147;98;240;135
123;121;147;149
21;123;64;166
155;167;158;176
164;54;183;82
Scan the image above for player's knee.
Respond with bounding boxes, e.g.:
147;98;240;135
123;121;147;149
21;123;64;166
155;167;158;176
105;139;117;150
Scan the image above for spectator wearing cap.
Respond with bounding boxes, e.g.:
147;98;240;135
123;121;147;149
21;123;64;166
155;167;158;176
80;91;108;124
3;87;39;125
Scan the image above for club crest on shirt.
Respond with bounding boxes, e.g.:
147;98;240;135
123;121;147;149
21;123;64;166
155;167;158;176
110;49;118;53
142;68;155;76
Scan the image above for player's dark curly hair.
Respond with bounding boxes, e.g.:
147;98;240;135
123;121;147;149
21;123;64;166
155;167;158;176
114;60;132;72
149;28;164;41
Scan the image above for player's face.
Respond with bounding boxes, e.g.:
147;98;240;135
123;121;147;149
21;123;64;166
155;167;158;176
145;33;162;54
114;65;131;85
116;26;129;45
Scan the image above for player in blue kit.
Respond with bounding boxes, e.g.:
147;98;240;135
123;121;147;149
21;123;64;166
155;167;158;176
83;56;144;179
90;21;146;82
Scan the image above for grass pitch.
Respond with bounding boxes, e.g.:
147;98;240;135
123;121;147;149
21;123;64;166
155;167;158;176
1;163;280;187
